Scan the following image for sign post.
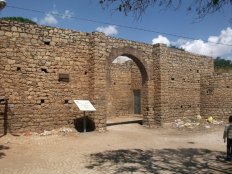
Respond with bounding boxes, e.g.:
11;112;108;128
74;100;96;133
83;111;86;132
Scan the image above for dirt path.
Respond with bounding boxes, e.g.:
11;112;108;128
0;124;231;174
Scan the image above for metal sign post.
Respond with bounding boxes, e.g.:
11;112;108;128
83;111;86;133
74;100;96;133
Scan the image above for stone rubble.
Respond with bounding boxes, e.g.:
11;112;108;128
173;115;224;129
21;127;76;137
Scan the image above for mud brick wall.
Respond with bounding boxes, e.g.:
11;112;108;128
158;45;214;122
201;73;232;119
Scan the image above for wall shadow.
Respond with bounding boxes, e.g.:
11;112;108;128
74;117;95;132
86;148;231;174
0;145;9;159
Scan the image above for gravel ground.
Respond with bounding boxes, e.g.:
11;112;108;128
0;123;231;174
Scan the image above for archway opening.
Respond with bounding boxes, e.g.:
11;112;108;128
107;55;145;124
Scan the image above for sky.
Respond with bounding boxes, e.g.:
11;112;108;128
0;0;232;60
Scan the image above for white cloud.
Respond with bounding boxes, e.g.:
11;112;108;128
180;39;215;56
35;5;74;26
112;56;131;64
51;9;59;15
62;10;74;19
40;13;58;25
208;36;218;43
96;25;118;36
180;27;232;58
152;28;232;59
32;17;38;23
152;35;170;46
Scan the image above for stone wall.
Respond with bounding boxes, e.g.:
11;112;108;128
1;20;230;133
104;39;155;127
108;61;133;117
201;73;232;119
0;20;91;133
131;61;142;90
158;45;214;122
108;60;142;117
0;20;155;132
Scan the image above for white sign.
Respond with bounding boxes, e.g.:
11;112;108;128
74;100;96;111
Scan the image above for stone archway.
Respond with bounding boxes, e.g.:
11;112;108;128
106;47;150;125
107;47;148;84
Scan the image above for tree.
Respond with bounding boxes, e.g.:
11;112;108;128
169;45;185;51
99;0;232;19
214;57;232;69
0;17;37;24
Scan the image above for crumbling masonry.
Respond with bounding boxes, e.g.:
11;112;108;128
0;20;232;134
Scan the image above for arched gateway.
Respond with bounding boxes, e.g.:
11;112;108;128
89;32;160;131
106;47;150;124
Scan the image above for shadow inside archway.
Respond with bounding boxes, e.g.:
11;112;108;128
86;148;231;174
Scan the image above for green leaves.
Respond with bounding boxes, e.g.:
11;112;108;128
0;17;37;24
212;0;219;5
99;0;232;20
214;57;232;69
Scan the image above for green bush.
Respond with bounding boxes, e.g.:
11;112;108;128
214;57;232;69
0;17;37;24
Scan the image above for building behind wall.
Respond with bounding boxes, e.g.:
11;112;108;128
0;20;232;134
